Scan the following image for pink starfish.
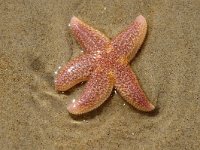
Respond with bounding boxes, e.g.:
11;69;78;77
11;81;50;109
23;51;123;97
55;15;155;115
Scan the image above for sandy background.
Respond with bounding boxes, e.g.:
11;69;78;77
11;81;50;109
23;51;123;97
0;0;200;149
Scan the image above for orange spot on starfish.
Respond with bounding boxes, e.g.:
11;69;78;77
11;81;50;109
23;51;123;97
55;15;155;115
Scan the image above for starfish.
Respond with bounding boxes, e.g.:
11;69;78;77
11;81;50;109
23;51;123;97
55;15;155;115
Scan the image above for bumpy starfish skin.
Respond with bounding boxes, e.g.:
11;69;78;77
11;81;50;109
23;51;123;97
55;15;155;114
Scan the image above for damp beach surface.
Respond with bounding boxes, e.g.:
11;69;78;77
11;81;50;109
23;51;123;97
0;0;200;149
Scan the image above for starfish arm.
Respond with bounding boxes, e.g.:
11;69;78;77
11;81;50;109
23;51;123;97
54;54;96;91
111;15;147;62
67;69;114;115
70;16;110;54
114;64;155;112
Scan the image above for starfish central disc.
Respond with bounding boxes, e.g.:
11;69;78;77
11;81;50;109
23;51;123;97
55;15;155;115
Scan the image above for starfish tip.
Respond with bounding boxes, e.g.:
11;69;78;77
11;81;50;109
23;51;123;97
70;16;80;26
67;103;76;114
67;102;82;115
135;15;147;24
147;103;155;112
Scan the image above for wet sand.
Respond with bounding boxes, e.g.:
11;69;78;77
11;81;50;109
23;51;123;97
0;0;200;149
